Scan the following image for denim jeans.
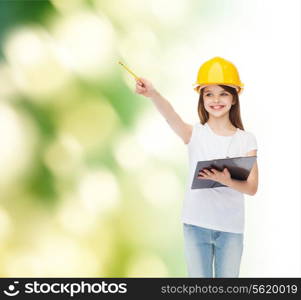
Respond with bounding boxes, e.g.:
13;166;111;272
183;223;244;278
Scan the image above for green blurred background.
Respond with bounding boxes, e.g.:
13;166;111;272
0;0;240;277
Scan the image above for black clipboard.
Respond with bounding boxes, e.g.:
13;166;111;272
191;156;257;189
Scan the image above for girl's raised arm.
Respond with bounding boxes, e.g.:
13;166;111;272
135;77;193;144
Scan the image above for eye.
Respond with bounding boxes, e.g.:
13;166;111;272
221;92;229;96
205;93;212;96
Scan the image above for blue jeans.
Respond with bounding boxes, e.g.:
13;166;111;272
183;223;244;278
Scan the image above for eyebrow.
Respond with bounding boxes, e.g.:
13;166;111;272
204;90;228;93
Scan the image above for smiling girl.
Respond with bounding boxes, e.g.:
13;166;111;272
134;57;258;278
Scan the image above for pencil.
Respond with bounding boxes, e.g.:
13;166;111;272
118;61;140;80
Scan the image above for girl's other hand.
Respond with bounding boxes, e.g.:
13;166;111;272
135;77;157;98
198;167;232;186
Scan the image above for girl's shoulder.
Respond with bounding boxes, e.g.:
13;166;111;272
238;128;257;139
238;129;258;150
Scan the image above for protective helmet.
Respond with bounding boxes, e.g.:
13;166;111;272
193;57;244;94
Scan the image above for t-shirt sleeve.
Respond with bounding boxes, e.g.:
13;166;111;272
246;131;258;153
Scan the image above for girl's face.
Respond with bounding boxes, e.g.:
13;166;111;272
202;85;235;118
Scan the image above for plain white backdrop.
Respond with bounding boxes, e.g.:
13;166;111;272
240;0;301;277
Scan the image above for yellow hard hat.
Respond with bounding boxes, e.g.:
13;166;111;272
193;57;244;94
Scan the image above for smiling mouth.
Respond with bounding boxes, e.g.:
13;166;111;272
210;105;225;110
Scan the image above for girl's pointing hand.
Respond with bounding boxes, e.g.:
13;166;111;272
198;167;232;186
135;77;157;98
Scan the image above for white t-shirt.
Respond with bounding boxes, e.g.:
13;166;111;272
181;122;258;233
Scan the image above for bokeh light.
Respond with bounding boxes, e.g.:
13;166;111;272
0;103;37;190
78;169;120;215
51;10;116;80
57;97;119;152
4;26;72;100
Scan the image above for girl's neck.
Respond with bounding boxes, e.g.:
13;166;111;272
207;115;236;135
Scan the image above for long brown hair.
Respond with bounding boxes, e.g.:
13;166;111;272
197;85;244;130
